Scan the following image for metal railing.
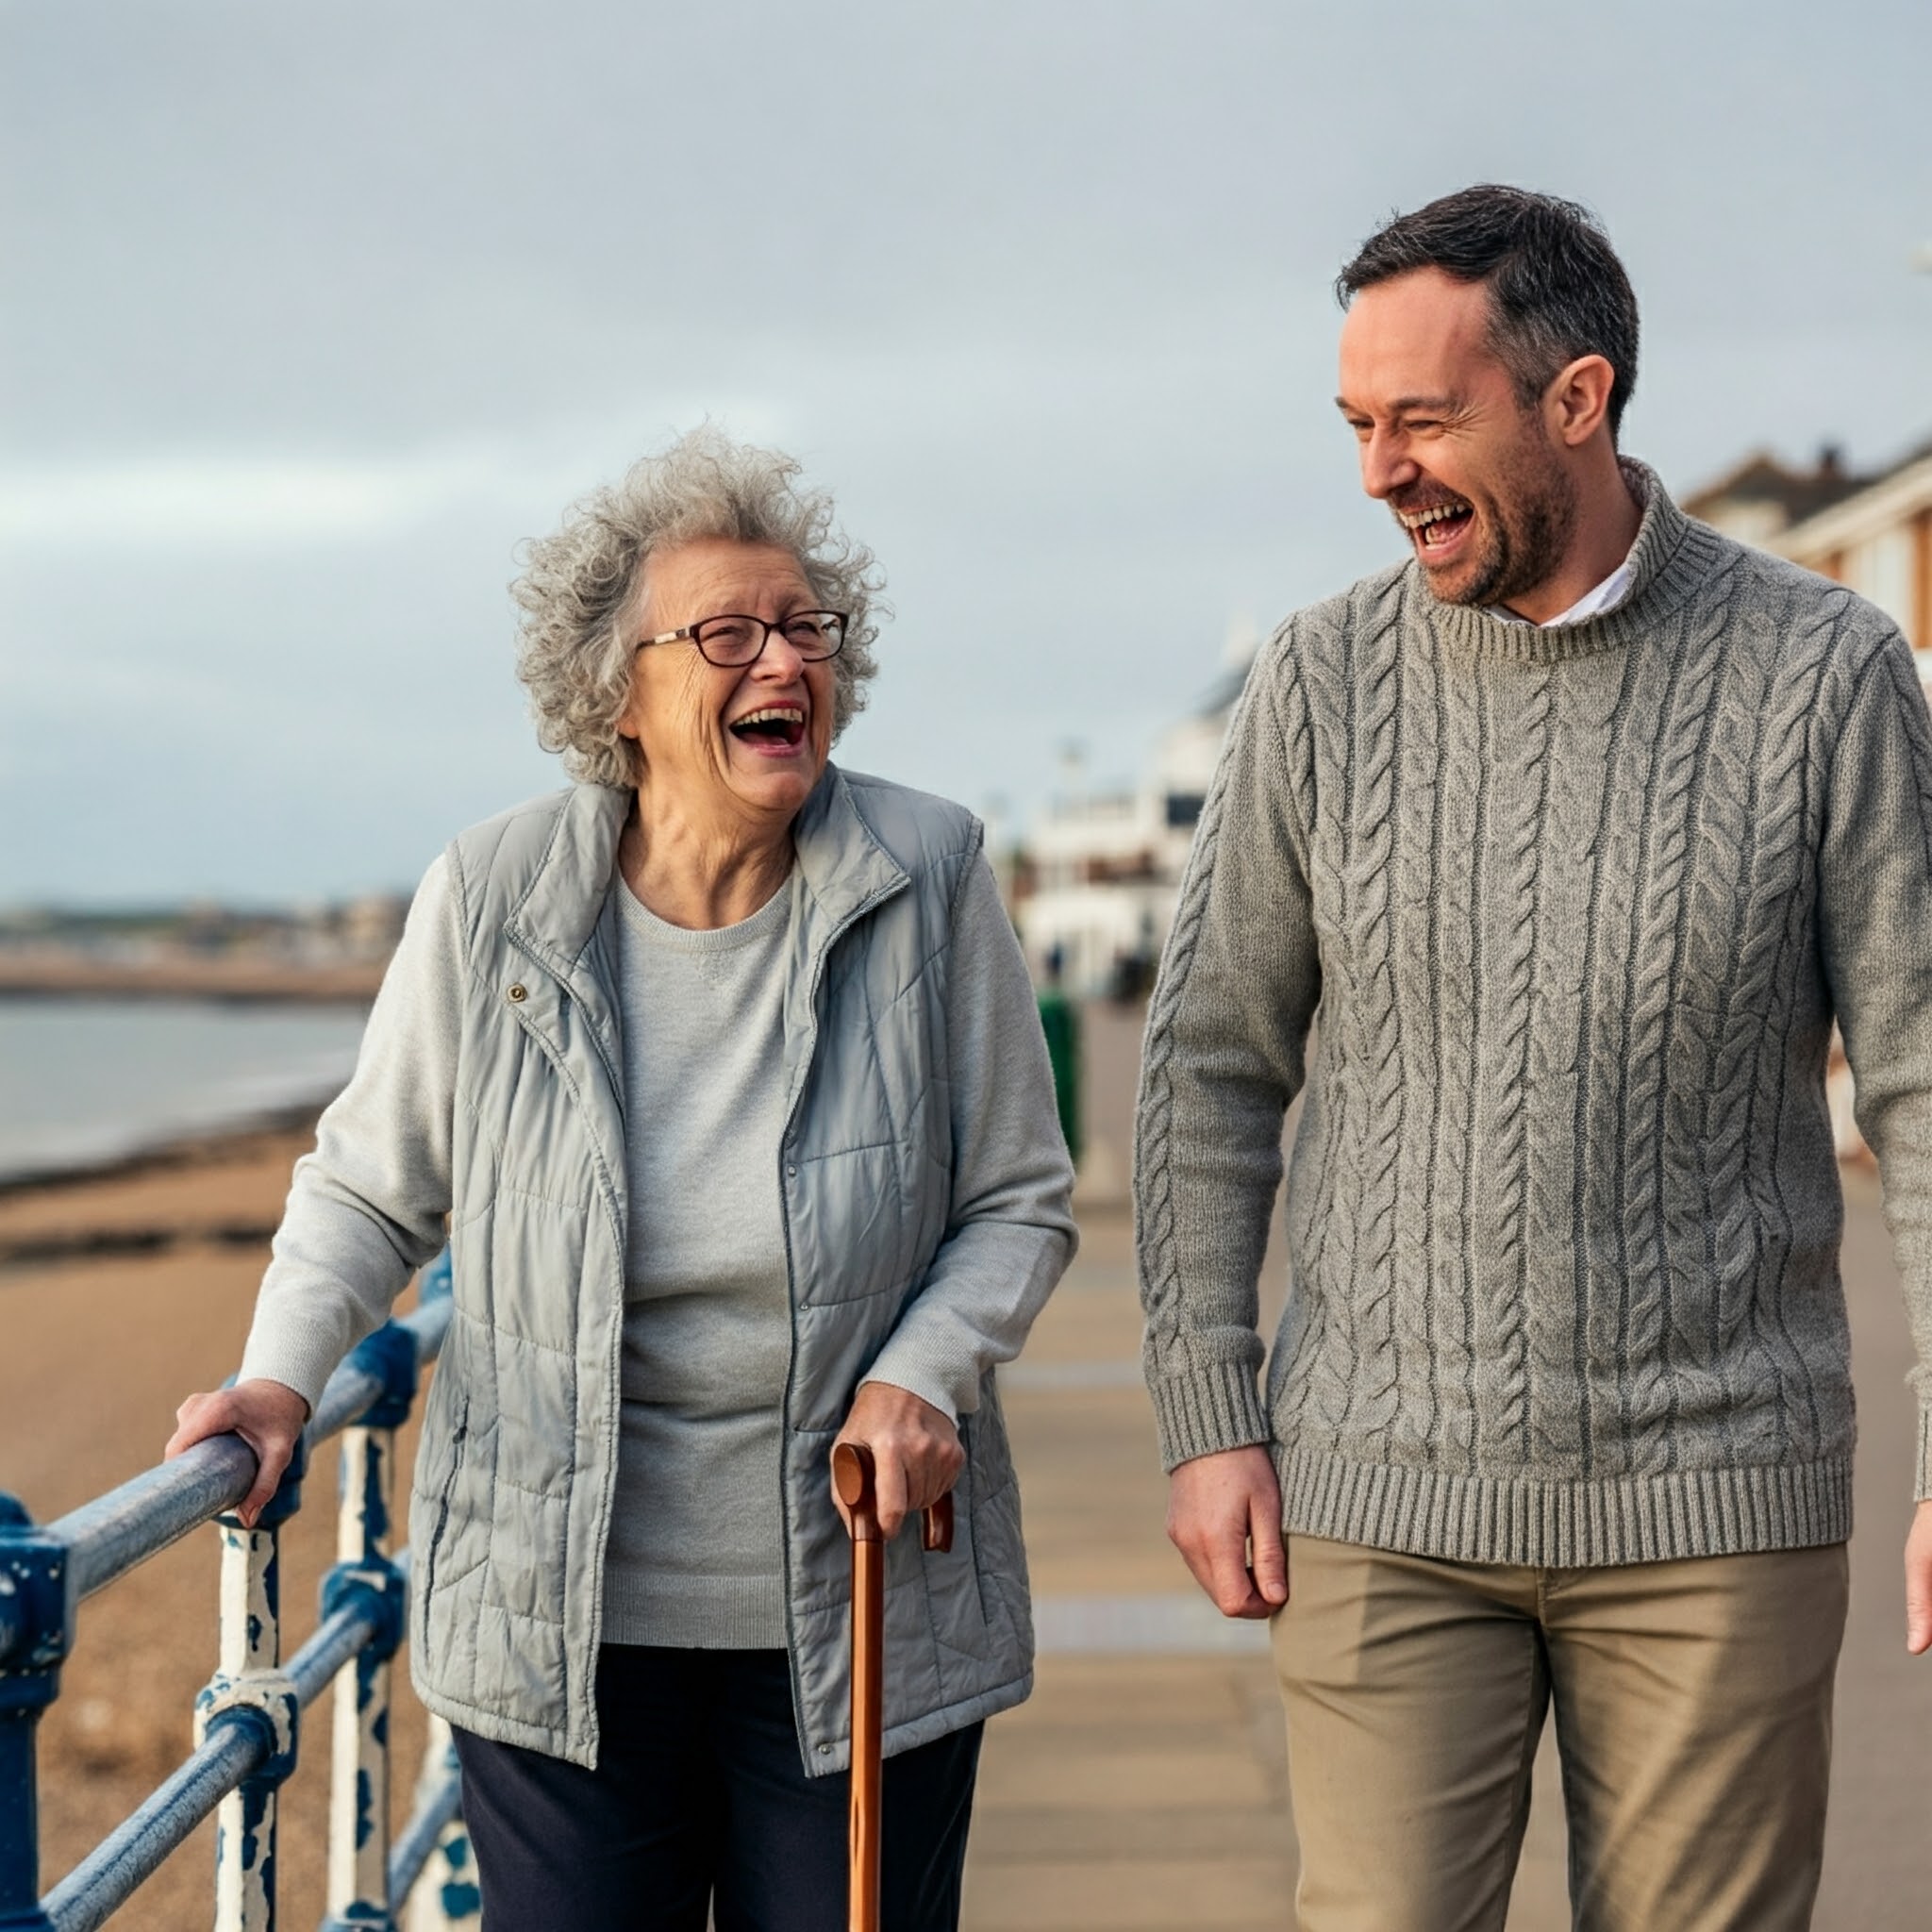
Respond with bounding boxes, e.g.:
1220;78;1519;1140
0;1251;477;1931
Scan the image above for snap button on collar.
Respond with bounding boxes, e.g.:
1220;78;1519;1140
507;983;527;1004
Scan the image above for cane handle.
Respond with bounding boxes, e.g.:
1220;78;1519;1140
832;1441;955;1552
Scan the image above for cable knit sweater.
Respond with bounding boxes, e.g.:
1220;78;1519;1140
1136;463;1932;1567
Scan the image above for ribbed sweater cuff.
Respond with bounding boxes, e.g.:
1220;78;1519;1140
861;1352;966;1424
1918;1405;1932;1503
238;1313;352;1417
1149;1360;1268;1471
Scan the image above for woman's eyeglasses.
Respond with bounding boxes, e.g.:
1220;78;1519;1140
637;611;848;668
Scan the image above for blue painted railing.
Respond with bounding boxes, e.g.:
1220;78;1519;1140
0;1252;477;1931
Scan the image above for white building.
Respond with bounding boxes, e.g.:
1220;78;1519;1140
1014;631;1252;997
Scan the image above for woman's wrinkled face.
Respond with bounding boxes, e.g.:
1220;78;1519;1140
618;539;837;827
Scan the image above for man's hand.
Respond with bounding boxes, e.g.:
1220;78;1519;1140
166;1379;310;1529
1168;1444;1289;1619
1907;1498;1932;1655
832;1381;964;1541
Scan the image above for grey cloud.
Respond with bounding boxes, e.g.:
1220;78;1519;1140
4;0;1929;899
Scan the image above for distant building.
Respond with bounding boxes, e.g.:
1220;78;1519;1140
1681;445;1873;549
340;892;410;960
1013;643;1249;999
1686;438;1932;654
0;894;412;971
1687;432;1932;1164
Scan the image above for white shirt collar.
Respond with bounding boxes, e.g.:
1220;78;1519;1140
1488;553;1637;628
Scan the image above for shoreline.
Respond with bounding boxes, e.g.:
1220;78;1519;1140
0;1106;323;1272
0;1099;325;1207
0;996;369;1201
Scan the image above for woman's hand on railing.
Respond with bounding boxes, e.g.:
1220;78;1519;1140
166;1379;311;1528
831;1381;963;1541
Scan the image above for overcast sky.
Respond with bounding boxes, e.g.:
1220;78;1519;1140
4;0;1928;904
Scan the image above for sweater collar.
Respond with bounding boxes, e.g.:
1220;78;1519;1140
1424;458;1724;664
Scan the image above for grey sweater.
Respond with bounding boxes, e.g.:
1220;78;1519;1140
599;858;1062;1647
1137;463;1932;1567
605;877;795;1648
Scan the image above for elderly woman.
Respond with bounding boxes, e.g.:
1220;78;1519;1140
168;429;1077;1931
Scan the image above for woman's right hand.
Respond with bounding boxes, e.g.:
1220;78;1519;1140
167;1378;311;1528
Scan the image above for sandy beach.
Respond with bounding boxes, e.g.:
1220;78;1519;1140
0;1118;435;1929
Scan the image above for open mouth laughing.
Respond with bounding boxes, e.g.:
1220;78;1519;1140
1396;498;1475;559
727;704;808;756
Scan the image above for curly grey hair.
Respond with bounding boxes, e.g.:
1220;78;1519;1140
511;426;886;788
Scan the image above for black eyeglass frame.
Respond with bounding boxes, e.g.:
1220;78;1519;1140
635;610;850;668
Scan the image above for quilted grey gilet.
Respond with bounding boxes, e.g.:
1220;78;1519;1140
407;769;1036;1771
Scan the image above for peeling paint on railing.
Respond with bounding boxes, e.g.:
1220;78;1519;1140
0;1249;479;1931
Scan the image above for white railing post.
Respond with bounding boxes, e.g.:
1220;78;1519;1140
402;1717;479;1930
318;1321;416;1932
196;1440;305;1932
208;1525;283;1931
326;1423;394;1926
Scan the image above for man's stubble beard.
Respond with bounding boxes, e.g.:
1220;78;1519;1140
1436;429;1580;611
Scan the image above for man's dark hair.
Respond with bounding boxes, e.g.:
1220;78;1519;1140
1337;185;1641;441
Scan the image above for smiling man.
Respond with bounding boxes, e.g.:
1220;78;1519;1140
1135;185;1932;1930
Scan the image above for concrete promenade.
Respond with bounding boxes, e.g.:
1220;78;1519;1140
959;1008;1932;1931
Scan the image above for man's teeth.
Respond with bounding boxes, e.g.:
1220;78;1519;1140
1400;505;1467;530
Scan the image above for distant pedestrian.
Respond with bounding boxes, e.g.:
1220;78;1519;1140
169;427;1076;1931
1136;184;1932;1930
1037;941;1083;1165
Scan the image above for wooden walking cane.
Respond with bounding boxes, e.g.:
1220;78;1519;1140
831;1442;955;1932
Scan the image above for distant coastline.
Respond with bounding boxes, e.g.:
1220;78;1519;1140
0;951;384;1005
0;890;404;1007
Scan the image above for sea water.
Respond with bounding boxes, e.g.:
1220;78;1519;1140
0;997;370;1185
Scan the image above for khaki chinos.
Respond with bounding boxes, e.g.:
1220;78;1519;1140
1270;1534;1850;1932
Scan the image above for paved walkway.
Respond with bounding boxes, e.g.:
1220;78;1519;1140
960;1132;1932;1928
962;1209;1292;1931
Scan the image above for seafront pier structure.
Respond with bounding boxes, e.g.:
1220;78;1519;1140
0;1254;473;1932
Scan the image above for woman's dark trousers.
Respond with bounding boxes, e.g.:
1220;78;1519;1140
451;1645;983;1931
